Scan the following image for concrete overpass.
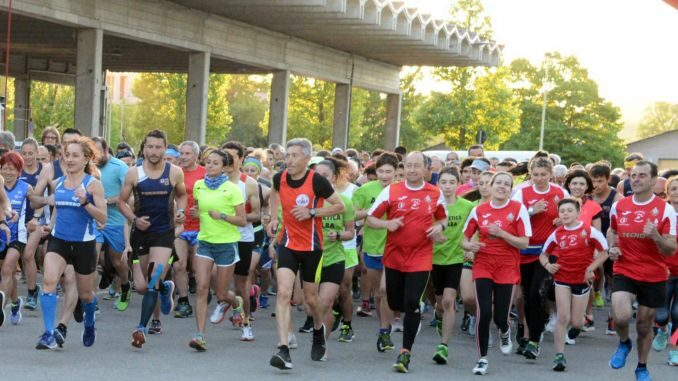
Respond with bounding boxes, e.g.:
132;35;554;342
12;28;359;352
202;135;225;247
0;0;500;149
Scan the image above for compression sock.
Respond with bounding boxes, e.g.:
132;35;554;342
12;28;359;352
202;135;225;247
40;292;57;334
83;299;97;328
139;290;159;327
121;282;131;294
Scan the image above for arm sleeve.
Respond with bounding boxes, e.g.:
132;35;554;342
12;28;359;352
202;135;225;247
367;186;391;219
463;207;479;239
433;189;448;220
609;201;619;230
272;172;282;192
512;188;524;204
542;231;558;254
312;173;335;200
517;204;532;237
660;203;677;236
590;227;609;251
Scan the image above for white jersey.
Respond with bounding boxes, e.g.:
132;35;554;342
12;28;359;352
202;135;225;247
340;183;359;250
236;173;255;243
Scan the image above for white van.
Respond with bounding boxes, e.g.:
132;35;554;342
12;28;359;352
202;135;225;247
424;150;537;163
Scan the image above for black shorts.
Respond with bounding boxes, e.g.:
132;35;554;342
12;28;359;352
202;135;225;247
603;258;614;276
612;274;666;309
235;241;254;276
320;261;345;285
47;238;97;275
0;241;26;260
554;281;591;296
253;229;265;251
431;263;463;295
130;229;175;259
277;246;322;283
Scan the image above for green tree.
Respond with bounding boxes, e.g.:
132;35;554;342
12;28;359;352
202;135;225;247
225;75;269;147
286;76;335;148
502;53;626;165
636;102;678;139
29;81;75;137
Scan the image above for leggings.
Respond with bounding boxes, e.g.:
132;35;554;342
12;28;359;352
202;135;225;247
656;275;678;335
520;260;550;343
385;267;429;351
475;278;514;357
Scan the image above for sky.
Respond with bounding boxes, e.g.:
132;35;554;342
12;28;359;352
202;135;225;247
406;0;678;141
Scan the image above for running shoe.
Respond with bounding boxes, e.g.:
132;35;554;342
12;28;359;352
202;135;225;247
230;296;244;328
468;315;476;336
103;284;118;301
500;328;513;355
565;334;576;346
668;350;678;366
460;312;470;332
241;325;255;342
515;337;528;355
311;324;327;361
36;331;58;350
553;353;567;371
116;287;132;312
523;341;540;360
357;301;372;317
472;358;488;375
583;315;595;332
332;310;342;332
148;319;162;334
270;347;293;370
609;339;633;369
159;280;175;315
606;316;616;335
338;324;354;342
288;333;298;349
594;291;605;307
652;326;669;352
433;344;448;364
54;324;67;348
0;290;6;327
10;297;23;325
25;286;39;310
82;323;96;347
392;317;404;333
210;301;232;324
189;333;207;352
393;350;411;373
131;326;147;348
259;294;270;309
545;313;557;333
73;299;84;323
174;301;193;318
299;316;314;333
634;367;652;381
377;331;394;352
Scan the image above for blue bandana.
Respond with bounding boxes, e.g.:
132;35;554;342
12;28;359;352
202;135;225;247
204;174;228;190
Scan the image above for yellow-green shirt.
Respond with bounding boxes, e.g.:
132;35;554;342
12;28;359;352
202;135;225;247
194;180;244;244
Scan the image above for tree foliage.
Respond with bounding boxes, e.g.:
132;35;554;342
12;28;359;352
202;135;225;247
636;102;678;139
286;76;335;149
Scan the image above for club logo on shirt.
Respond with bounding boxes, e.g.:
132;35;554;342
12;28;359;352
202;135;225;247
482;213;491;218
554;195;561;203
398;202;406;210
580;229;588;238
651;207;659;216
507;213;515;222
411;199;421;210
296;194;310;207
425;195;431;204
160;178;170;186
633;211;646;223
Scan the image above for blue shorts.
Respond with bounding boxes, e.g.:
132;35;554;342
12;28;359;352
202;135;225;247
95;225;126;254
363;253;383;271
178;231;199;247
196;241;240;267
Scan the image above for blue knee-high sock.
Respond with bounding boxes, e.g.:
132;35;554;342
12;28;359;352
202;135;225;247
139;290;159;328
40;292;58;334
83;299;97;328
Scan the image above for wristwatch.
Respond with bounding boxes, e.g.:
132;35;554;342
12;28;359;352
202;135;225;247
528;207;535;215
309;208;316;218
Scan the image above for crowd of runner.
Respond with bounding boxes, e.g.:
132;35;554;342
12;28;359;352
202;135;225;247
0;127;676;381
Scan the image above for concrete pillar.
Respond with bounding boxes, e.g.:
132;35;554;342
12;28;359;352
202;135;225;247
185;52;210;144
13;77;29;140
268;70;290;146
384;93;401;151
74;28;103;137
331;83;351;150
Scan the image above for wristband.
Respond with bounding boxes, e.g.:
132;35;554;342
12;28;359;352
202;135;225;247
81;199;90;207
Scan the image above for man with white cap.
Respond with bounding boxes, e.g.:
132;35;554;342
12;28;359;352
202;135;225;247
456;158;491;196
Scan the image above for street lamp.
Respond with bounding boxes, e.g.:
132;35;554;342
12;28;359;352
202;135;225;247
539;53;552;151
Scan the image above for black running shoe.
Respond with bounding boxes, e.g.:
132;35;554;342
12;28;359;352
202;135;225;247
311;324;327;361
270;347;293;370
460;312;470;332
54;324;67;348
299;316;314;333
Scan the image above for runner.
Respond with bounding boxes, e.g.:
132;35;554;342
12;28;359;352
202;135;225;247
462;171;531;375
267;138;344;370
188;149;246;351
367;151;448;373
540;198;609;371
173;140;206;319
118;129;188;349
616;153;644;197
92;137;132;312
512;157;568;359
0;152;30;327
222;141;261;341
607;160;676;381
34;137;107;349
431;167;474;364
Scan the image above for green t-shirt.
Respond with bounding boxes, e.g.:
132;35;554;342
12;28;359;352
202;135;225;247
322;194;355;267
433;197;474;265
194;180;244;244
352;180;387;256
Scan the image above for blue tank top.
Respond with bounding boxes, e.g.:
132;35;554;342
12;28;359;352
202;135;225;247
3;180;29;244
133;162;174;233
52;160;64;180
19;162;42;221
52;175;96;242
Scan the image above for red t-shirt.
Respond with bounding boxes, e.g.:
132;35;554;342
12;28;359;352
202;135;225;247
463;200;532;284
579;199;602;227
610;195;676;282
543;222;607;284
183;165;206;232
368;181;447;272
513;184;568;264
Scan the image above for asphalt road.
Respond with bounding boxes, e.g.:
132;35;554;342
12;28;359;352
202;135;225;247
1;283;676;381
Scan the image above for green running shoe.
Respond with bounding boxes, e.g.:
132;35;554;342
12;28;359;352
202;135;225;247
433;344;448;364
